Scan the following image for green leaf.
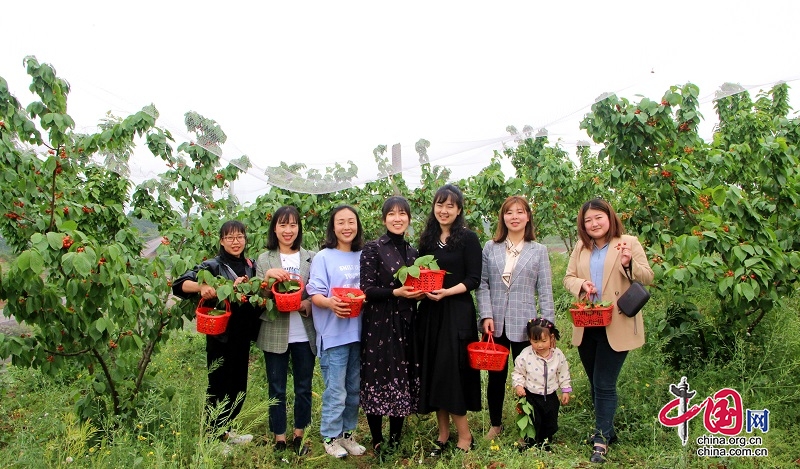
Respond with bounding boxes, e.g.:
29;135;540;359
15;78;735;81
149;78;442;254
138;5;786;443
217;284;233;299
92;381;106;394
684;236;700;255
16;251;31;271
711;187;726;206
414;255;435;267
197;270;215;285
108;244;122;262
61;252;75;275
73;254;93;277
739;282;755;301
743;258;760;268
47;232;63;250
275;280;301;293
67;278;79;298
28;251;44;275
397;270;408;284
673;269;685;282
64;218;81;234
718;276;734;295
733;246;746;262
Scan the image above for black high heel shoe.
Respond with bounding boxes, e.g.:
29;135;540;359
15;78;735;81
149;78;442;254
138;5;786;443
429;439;450;457
456;435;475;453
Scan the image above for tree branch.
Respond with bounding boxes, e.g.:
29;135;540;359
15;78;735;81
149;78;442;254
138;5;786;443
91;347;120;415
43;348;90;357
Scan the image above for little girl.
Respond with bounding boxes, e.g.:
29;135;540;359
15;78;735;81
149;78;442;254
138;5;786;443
512;318;571;450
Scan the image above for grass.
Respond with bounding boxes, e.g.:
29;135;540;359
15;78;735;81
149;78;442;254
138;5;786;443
0;252;798;468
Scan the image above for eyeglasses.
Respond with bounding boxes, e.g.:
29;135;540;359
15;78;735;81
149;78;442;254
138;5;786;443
222;235;246;243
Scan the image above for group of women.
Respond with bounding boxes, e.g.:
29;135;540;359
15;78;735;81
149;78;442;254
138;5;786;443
172;186;653;465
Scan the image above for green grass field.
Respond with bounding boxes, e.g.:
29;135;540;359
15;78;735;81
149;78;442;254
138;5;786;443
1;252;797;468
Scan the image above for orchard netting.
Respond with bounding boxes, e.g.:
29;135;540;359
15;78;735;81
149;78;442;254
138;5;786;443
74;76;800;200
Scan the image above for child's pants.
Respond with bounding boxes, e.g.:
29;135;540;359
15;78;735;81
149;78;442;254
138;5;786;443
525;390;560;445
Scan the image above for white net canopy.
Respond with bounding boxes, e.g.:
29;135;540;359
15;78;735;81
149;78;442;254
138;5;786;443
105;76;800;200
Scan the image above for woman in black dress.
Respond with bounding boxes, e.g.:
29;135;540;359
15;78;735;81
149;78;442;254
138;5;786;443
416;184;482;455
360;196;426;455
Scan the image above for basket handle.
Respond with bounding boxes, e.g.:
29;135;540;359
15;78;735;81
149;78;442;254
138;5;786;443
483;333;496;345
579;291;602;303
197;298;231;313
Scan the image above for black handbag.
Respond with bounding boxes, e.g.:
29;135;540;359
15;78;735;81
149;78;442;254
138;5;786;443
617;265;650;317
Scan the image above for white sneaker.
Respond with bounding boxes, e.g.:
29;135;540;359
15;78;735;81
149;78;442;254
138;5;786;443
338;434;366;456
323;438;348;458
225;431;253;445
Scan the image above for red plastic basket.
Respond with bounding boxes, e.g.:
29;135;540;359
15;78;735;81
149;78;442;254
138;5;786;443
467;334;510;371
569;305;613;327
331;287;365;318
271;273;305;313
403;268;445;292
195;299;231;335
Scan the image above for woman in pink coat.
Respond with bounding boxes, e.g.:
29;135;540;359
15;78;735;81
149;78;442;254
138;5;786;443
563;199;653;464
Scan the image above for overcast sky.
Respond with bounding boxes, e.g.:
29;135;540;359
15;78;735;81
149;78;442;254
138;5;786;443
2;1;799;201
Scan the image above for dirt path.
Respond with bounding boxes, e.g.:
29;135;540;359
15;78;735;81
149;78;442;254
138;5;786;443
0;314;28;336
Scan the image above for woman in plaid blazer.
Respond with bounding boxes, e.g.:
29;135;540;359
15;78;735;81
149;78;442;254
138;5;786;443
255;206;317;456
476;196;555;440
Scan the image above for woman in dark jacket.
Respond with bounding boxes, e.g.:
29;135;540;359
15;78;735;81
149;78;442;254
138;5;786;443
172;220;262;445
359;196;425;455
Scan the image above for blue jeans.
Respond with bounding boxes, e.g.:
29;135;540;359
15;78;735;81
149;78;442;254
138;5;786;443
577;327;628;445
318;342;361;439
263;342;316;435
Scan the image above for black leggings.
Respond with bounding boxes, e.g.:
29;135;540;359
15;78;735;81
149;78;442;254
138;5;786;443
366;414;405;445
525;390;560;444
485;330;529;427
206;335;251;433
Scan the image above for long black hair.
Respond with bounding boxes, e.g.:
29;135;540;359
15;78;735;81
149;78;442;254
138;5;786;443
266;206;303;251
419;184;469;253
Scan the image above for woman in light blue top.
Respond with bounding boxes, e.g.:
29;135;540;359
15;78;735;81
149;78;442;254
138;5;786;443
306;205;366;459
